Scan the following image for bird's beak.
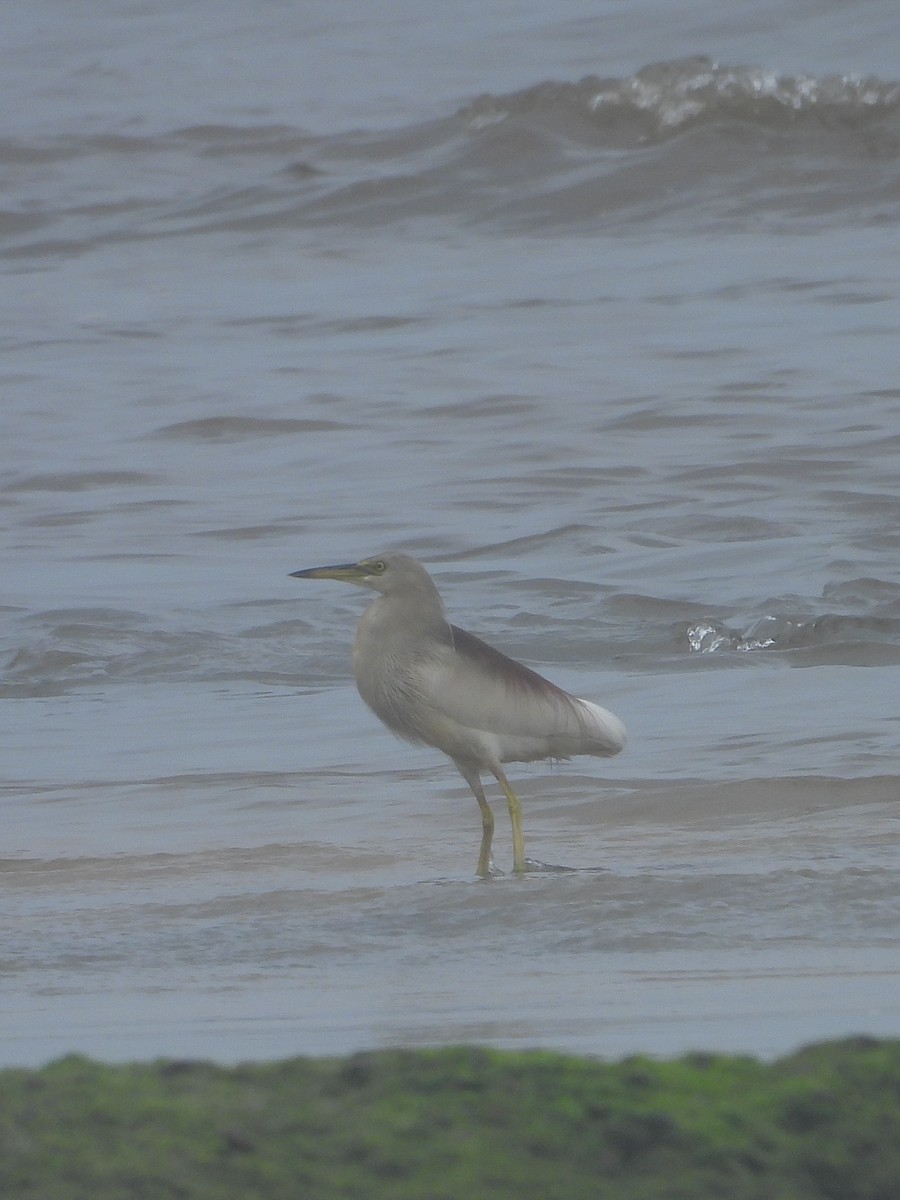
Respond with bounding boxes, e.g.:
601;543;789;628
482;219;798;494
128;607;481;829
289;561;369;584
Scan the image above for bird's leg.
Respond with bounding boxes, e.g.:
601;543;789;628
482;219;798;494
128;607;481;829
491;767;526;874
457;763;494;877
475;795;495;879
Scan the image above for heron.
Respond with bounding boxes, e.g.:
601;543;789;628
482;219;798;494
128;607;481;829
290;553;626;875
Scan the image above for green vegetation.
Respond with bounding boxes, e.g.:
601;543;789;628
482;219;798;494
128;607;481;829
1;1037;899;1198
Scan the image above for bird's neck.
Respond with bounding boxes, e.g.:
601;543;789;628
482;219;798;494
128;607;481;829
356;591;449;660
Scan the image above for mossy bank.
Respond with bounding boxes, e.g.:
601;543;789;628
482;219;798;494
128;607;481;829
2;1037;899;1199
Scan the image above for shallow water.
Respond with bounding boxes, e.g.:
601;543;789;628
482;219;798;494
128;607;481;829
2;1;900;1066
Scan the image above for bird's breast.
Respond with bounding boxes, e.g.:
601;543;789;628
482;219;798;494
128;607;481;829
352;608;443;745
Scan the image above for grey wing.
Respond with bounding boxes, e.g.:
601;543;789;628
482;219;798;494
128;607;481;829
415;625;626;757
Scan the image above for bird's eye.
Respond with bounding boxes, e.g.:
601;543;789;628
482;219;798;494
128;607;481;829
369;560;387;573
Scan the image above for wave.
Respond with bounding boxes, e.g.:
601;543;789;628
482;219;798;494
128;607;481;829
461;57;900;143
683;577;900;662
6;573;900;696
0;607;324;696
3;57;899;255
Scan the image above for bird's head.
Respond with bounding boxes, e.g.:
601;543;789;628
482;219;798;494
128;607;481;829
290;552;438;598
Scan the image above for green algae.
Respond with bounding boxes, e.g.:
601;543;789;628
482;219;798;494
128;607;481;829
1;1038;899;1199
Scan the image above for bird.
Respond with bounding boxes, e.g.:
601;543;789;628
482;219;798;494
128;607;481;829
290;553;626;876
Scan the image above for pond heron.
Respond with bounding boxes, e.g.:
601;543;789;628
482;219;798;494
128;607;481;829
290;553;626;875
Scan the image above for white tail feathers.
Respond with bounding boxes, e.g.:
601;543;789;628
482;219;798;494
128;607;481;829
573;698;628;757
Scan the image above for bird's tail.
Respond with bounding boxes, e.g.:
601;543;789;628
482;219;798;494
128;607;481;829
572;698;627;757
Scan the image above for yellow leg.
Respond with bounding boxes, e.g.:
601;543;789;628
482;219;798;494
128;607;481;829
458;763;495;877
475;795;494;878
493;767;526;873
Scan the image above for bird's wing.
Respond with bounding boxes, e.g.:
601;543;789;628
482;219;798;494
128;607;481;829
415;625;625;756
